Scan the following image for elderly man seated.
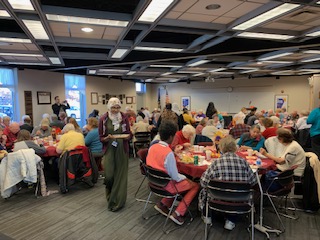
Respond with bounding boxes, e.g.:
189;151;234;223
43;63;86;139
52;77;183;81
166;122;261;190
199;136;257;230
31;119;52;138
3;122;20;151
56;123;85;154
20;115;33;133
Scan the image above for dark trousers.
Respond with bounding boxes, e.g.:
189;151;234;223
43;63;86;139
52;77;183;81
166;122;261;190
311;134;320;159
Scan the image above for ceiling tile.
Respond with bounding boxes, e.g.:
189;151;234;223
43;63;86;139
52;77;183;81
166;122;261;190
37;57;48;61
263;22;299;30
102;27;124;40
223;2;262;18
24;44;39;51
70;24;105;39
212;16;236;24
172;0;198;12
165;11;183;19
291;25;314;31
179;12;218;22
0;43;27;50
102;35;119;40
14;56;41;61
307;18;320;27
186;0;242;16
49;22;70;37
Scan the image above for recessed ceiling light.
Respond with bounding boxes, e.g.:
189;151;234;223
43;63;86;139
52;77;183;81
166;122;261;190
206;4;221;10
8;0;34;11
0;37;31;43
138;0;174;22
81;27;93;33
22;20;49;40
0;10;10;17
111;49;129;59
232;3;300;31
237;32;294;40
46;14;129;27
134;46;183;52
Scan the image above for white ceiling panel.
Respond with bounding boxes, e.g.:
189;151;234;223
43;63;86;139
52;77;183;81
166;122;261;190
186;0;243;16
178;12;218;22
172;0;198;12
223;2;262;18
165;11;183;19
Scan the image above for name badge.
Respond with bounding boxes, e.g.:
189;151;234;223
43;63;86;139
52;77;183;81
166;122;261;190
122;124;126;132
112;141;118;148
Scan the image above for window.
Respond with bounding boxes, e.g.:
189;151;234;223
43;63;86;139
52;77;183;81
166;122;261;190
0;68;17;121
64;74;86;127
136;82;146;93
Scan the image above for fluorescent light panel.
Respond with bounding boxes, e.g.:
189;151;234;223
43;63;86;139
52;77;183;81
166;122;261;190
187;59;210;67
161;72;172;76
192;73;205;77
209;68;227;72
259;52;294;61
0;37;31;43
240;69;259;73
177;71;201;74
127;71;136;75
46;14;128;27
99;69;129;73
145;79;153;82
22;20;49;40
0;52;42;57
111;49;129;58
233;3;300;30
138;0;174;22
169;79;179;82
303;50;320;54
8;0;34;11
301;56;320;63
49;57;61;64
88;70;97;74
150;64;183;68
8;62;49;65
134;46;183;52
262;60;293;64
237;32;294;40
0;10;10;17
306;30;320;37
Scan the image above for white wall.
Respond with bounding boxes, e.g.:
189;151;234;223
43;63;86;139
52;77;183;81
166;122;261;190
147;75;311;114
17;69;138;126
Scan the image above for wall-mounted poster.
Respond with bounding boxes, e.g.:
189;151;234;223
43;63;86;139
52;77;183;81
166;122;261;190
274;95;288;110
181;96;191;110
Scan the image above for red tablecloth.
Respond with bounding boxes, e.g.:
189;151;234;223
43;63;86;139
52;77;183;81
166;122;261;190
42;146;59;157
177;151;275;179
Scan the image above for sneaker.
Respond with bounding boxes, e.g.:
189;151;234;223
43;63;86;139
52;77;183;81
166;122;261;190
154;202;170;217
224;220;236;231
169;212;185;225
201;215;212;225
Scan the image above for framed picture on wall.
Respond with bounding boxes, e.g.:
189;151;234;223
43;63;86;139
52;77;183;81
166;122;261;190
274;94;288;111
37;91;51;105
181;96;191;110
91;92;98;105
126;97;133;104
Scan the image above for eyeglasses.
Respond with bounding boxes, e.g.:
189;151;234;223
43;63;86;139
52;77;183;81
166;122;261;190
111;106;121;110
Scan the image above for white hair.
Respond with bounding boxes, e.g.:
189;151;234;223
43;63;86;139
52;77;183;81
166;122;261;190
182;124;196;135
62;123;75;133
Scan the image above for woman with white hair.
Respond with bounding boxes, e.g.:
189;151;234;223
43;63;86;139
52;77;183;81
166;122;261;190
201;119;219;141
99;97;132;212
170;124;196;151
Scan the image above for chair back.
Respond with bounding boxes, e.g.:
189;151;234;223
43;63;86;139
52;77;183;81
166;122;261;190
145;165;173;197
295;128;312;151
207;180;252;214
137;148;148;175
275;169;294;188
134;132;151;151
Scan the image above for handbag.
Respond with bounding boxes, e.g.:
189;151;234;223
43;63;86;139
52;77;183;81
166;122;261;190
265;170;282;192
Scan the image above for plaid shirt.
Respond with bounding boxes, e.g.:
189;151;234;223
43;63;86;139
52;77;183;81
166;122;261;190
229;124;250;139
198;152;257;210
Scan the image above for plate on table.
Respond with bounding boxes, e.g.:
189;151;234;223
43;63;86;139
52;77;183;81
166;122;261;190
246;156;257;160
255;152;267;159
112;134;130;139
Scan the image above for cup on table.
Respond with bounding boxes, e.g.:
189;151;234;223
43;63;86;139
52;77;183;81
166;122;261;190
56;135;61;141
199;156;205;164
193;145;199;152
205;150;211;160
247;149;253;156
199;146;204;152
48;140;53;146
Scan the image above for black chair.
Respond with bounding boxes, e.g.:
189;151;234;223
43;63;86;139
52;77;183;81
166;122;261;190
142;165;193;234
134;148;154;203
295;128;312;152
263;169;297;232
133;132;151;158
204;180;255;240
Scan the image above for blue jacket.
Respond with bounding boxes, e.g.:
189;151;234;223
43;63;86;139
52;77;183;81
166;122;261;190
307;108;320;137
85;128;103;153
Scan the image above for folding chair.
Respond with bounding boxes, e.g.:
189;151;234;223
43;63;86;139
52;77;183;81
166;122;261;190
133;132;151;158
142;165;193;234
134;148;154;203
204;180;255;240
263;169;297;232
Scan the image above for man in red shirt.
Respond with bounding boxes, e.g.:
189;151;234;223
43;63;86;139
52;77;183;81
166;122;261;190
3;122;20;151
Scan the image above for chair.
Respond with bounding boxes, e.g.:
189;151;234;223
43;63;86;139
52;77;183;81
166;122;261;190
135;148;153;203
133;132;151;158
263;169;297;232
142;165;193;234
204;180;255;240
59;147;99;193
295;128;312;152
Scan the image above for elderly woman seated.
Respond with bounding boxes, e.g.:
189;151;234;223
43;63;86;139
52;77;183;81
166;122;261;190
31;119;52;138
238;124;265;151
13;129;46;155
260;128;305;177
171;124;196;151
202;119;218;141
199;136;257;230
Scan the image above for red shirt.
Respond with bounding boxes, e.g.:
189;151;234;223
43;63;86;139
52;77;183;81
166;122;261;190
262;127;277;139
3;127;18;150
170;130;189;150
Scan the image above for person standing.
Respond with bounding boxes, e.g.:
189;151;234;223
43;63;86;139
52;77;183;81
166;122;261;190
205;102;217;119
307;107;320;158
52;96;70;118
99;97;132;211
